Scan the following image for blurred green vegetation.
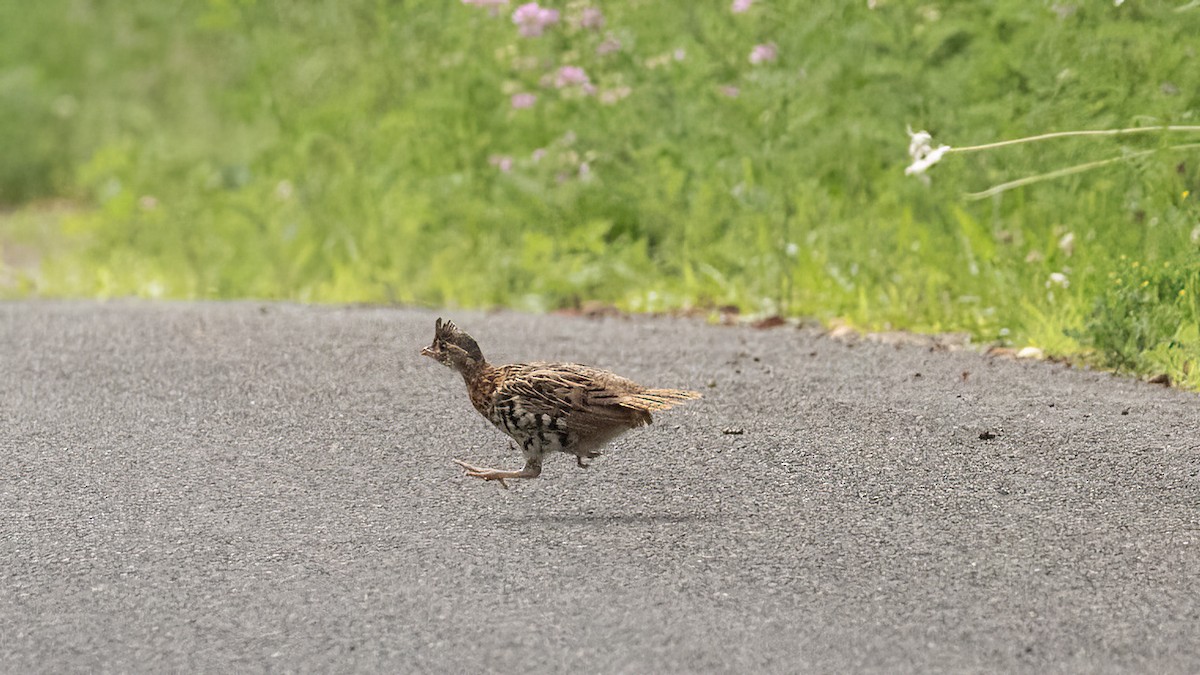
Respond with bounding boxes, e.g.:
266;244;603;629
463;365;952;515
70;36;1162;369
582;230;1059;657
1;0;1199;386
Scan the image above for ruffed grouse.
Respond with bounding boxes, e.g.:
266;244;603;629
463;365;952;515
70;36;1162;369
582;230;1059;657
421;318;700;487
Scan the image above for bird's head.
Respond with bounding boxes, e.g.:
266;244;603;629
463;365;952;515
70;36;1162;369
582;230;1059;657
421;318;486;372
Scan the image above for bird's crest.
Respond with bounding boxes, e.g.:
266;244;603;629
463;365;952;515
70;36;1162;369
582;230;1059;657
429;317;484;362
435;317;461;341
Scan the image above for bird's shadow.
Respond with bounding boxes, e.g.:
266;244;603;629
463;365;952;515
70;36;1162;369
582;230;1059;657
490;511;721;527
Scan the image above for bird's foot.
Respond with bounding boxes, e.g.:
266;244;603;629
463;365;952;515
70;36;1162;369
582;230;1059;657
574;451;601;469
452;459;510;488
452;458;543;488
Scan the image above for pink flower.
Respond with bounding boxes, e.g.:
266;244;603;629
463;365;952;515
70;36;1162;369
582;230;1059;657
554;65;590;88
489;155;514;172
531;148;547;162
719;85;740;98
513;2;559;37
512;3;539;23
749;42;778;64
731;0;753;13
511;92;537;109
577;6;605;30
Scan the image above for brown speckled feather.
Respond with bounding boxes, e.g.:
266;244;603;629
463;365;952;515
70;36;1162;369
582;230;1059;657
494;362;698;432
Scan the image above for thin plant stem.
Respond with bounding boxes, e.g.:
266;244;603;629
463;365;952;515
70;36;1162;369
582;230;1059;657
965;143;1200;200
949;126;1200;155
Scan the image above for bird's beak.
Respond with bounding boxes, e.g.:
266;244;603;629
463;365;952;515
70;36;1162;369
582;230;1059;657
420;346;436;358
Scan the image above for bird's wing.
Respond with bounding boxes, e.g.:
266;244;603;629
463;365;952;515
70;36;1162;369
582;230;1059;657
494;363;652;431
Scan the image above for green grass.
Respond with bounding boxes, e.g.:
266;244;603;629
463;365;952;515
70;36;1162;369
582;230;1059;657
2;0;1200;386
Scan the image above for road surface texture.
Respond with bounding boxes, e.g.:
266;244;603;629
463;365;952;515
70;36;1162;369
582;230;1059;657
2;301;1198;673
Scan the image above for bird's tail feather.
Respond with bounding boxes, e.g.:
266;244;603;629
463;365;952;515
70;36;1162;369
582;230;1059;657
620;388;702;411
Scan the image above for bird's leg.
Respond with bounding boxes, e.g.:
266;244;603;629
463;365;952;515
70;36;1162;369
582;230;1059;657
574;450;601;469
452;457;542;489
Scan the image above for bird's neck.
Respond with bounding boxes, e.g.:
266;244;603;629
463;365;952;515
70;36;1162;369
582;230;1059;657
456;359;494;386
457;360;498;416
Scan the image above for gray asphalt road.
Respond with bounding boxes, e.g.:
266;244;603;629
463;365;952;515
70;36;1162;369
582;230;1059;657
2;301;1199;673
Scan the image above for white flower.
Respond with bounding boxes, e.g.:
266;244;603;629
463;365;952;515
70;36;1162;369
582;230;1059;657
1046;272;1069;288
904;127;952;176
905;145;950;175
1058;232;1075;256
907;128;932;155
